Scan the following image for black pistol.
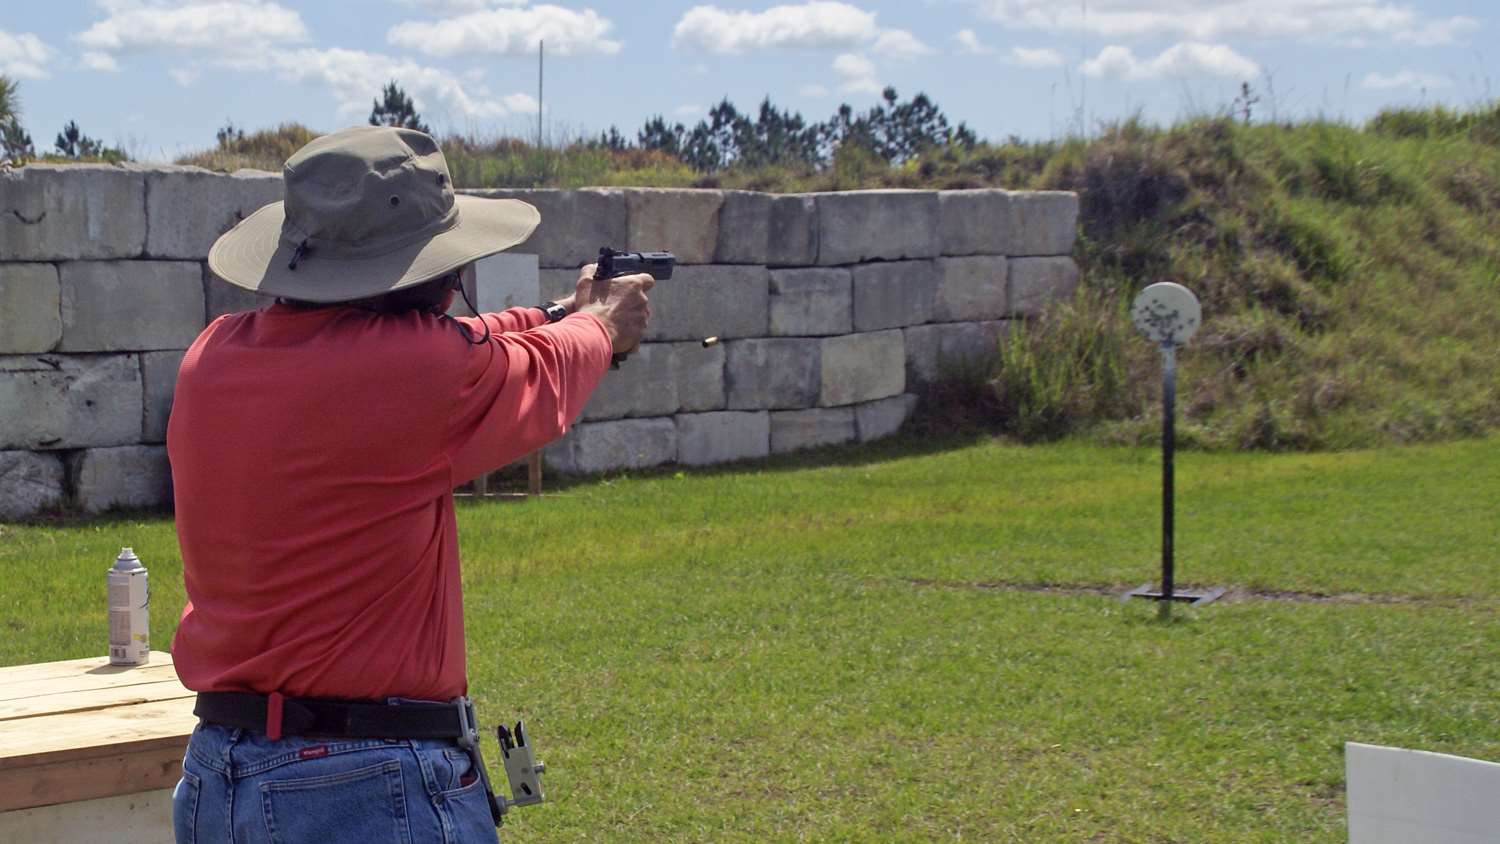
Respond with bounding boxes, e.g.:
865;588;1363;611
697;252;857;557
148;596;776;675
591;246;675;367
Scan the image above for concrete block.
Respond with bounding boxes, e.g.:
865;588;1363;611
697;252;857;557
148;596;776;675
141;350;185;443
715;191;770;264
768;194;818;266
145;167;283;259
0;450;67;520
816;191;939;265
932;256;1008;322
540;427;578;474
538;268;578;303
670;340;726;412
459;188;626;269
904;321;1009;385
625;189;725;265
68;445;172;514
851;260;936;332
1008;257;1080;317
475;252;540;313
769;268;851;337
60;261;205;351
0;263;62;353
855;393;918;442
0;354;143;449
556;417;677;474
205;270;273;319
819;329;904;407
770;407;855;454
939;189;1012;256
1009;192;1079;256
647;264;768;342
581;343;677;421
725;338;821;410
0;165;146;260
675;411;769;466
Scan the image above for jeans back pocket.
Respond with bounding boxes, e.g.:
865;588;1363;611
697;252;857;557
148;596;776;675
260;759;411;844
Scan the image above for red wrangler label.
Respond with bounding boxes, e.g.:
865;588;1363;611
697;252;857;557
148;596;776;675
299;745;330;760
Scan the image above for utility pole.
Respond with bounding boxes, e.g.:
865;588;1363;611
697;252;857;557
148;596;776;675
538;40;544;149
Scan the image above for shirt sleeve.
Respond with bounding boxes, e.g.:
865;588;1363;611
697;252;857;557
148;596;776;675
458;306;547;336
444;311;613;485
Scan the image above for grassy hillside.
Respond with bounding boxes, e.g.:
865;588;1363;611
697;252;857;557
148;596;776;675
992;112;1500;449
175;107;1500;450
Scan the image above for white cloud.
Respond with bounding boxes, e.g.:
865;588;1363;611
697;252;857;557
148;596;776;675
503;92;539;114
1080;42;1258;81
833;52;880;93
267;47;526;121
1394;16;1480;47
954;29;993;55
75;1;309;65
398;0;527;12
674;2;928;69
1362;69;1451;91
0;29;54;78
81;51;122;72
674;2;878;53
1009;46;1063;68
980;0;1478;47
388;5;621;57
872;29;929;59
801;83;829;97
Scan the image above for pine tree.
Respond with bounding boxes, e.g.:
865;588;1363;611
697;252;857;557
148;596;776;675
368;81;430;134
55;120;105;159
0;76;33;160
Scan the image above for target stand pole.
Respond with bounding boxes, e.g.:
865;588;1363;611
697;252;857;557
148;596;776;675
1123;283;1225;614
1160;343;1176;618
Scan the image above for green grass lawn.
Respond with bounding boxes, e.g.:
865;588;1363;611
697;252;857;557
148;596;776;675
3;435;1497;842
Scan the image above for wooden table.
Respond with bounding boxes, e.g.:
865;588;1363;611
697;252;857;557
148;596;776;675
0;651;197;843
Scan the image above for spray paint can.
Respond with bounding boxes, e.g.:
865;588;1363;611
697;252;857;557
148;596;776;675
108;547;150;666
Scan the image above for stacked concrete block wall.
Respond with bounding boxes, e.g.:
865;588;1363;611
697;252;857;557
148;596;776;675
1;167;1079;518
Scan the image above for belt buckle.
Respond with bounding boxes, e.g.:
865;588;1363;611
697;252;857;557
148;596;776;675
451;697;506;826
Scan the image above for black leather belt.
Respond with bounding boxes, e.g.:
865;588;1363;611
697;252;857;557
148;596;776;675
195;691;468;741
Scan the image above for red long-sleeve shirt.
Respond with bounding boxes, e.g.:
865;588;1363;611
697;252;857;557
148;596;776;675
168;302;611;701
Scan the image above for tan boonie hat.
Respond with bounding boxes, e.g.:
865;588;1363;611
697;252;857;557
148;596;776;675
209;125;539;303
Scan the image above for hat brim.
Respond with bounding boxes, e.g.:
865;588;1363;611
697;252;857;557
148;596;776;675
208;195;540;303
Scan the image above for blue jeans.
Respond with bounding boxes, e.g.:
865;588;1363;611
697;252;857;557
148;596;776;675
173;721;501;843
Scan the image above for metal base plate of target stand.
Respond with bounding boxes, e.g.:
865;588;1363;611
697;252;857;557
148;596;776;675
1122;585;1227;606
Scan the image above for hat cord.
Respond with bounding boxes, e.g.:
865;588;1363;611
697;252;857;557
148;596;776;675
450;274;491;346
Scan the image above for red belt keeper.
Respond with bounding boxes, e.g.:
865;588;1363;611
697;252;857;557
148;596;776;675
266;691;285;740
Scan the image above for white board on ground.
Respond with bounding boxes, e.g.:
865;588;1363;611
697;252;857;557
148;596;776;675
1346;741;1500;843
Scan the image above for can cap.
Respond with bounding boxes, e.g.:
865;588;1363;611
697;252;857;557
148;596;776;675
113;547;143;571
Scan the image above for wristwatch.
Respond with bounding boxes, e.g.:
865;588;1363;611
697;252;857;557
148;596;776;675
539;301;568;323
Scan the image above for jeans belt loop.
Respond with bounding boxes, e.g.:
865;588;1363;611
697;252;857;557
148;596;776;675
266;691;285;741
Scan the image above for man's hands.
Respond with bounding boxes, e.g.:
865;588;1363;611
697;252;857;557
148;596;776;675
571;263;653;355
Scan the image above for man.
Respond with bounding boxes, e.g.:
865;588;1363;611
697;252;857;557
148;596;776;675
167;125;651;842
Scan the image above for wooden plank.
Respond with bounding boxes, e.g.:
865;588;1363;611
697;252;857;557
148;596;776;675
0;699;198;768
0;787;175;844
0;652;174;687
0;662;183;707
0;681;195;722
0;745;184;812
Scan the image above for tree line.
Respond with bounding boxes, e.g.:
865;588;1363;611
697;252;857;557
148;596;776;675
0;76;976;171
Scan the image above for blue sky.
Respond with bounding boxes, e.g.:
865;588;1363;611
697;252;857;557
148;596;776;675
0;1;1492;162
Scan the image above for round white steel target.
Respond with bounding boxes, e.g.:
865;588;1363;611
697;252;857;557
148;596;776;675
1131;282;1201;345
